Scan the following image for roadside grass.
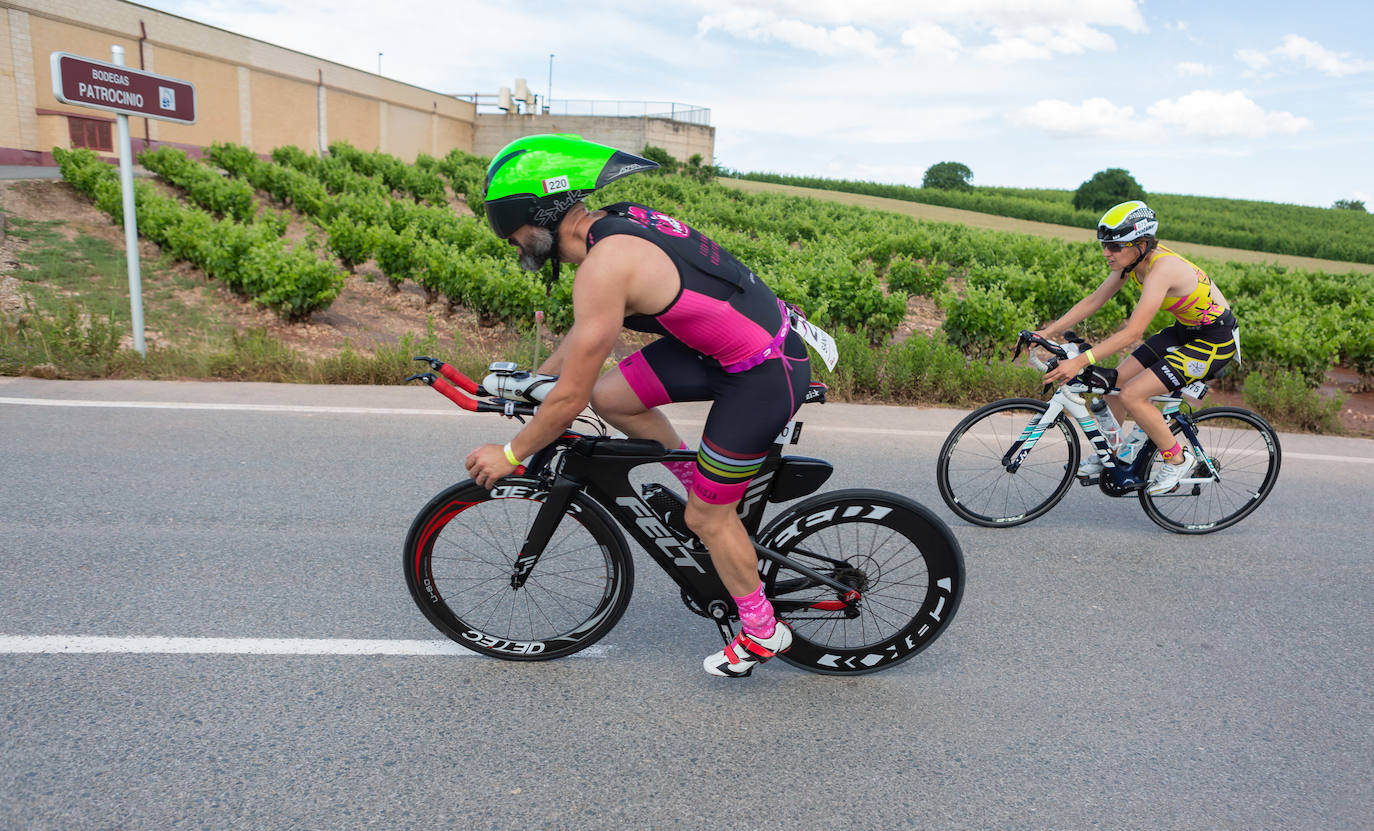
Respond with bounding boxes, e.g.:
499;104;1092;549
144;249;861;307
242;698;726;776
1;215;454;383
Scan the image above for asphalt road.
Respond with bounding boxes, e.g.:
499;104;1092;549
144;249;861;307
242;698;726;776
2;377;1371;831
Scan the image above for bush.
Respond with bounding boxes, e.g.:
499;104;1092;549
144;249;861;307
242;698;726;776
1073;168;1147;213
1243;369;1343;433
887;256;947;296
942;285;1022;359
641;144;678;174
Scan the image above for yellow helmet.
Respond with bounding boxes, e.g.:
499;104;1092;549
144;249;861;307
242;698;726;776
1097;201;1158;243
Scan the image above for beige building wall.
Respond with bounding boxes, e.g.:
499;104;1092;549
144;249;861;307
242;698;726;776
249;70;319;153
1;0;477;163
326;89;380;154
474;114;715;165
1;0;712;169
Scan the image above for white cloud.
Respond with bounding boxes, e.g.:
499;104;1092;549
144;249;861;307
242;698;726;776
1274;34;1374;77
1236;34;1373;78
1235;48;1271;71
690;0;1139;62
1147;90;1313;138
1011;98;1134;137
1176;62;1213;77
900;24;961;62
698;9;889;58
977;37;1052;62
1013;91;1312;141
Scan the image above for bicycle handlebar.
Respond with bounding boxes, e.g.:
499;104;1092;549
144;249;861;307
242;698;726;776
407;356;539;417
1013;330;1070;373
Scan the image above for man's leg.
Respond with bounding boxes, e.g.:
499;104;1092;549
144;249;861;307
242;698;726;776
591;365;697;489
683;496;759;597
591;365;683;447
689;492;792;677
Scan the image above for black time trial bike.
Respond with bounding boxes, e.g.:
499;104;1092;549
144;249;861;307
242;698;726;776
403;357;964;675
936;331;1281;534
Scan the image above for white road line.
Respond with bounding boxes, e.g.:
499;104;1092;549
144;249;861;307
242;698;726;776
0;397;448;417
1;396;1370;462
0;635;609;657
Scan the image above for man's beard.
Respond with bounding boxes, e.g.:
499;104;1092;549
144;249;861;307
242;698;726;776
516;226;556;272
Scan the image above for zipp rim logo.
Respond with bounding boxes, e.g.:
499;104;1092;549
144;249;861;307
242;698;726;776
770;503;893;547
811;576;955;670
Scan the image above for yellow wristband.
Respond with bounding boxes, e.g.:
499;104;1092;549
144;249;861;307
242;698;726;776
503;442;521;466
1085;348;1096;364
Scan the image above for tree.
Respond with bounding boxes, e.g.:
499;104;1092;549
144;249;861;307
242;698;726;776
1073;168;1147;213
1333;199;1367;212
922;161;974;191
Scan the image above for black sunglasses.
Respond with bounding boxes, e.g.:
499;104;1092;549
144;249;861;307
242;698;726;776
1101;240;1135;253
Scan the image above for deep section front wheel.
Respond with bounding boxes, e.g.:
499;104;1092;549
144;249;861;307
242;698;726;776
937;398;1079;527
756;489;964;675
1139;406;1282;534
403;477;633;660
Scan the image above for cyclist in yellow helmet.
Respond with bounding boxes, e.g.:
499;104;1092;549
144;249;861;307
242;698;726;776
1036;201;1239;495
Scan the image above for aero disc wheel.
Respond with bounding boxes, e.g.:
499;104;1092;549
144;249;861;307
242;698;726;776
403;477;633;660
937;398;1078;527
757;489;964;675
1139;407;1281;534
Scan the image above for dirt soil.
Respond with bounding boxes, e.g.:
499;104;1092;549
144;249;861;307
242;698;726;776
3;177;1371;436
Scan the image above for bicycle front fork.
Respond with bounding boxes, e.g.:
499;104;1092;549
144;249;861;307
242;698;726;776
509;477;578;589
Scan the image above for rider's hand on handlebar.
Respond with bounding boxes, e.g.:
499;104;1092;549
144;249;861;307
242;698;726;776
1043;352;1090;386
465;443;519;490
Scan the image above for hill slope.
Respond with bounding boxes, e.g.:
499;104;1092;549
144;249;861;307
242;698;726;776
724;179;1374;276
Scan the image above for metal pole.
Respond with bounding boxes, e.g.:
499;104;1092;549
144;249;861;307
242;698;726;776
112;45;146;357
378;52;382;74
547;54;554;113
533;310;543;369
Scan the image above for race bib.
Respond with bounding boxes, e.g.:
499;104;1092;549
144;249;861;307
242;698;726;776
793;316;839;371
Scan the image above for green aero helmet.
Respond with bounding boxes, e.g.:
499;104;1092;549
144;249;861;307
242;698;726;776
1097;200;1158;244
484;134;660;239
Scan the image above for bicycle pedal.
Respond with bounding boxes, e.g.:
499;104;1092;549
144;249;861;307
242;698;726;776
1077;474;1100;486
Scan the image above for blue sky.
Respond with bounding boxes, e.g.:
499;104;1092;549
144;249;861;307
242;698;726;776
140;0;1373;209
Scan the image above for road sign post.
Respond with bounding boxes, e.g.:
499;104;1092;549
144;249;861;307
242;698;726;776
50;49;196;356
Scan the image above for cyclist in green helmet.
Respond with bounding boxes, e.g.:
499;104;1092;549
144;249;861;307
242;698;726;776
1035;200;1239;495
465;134;820;676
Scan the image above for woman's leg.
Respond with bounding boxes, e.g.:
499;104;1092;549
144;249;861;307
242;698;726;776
1106;355;1145;431
1118;368;1176;452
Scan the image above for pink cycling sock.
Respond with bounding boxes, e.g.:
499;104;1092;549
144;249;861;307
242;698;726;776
663;442;696;490
1161;441;1185;463
734;582;777;639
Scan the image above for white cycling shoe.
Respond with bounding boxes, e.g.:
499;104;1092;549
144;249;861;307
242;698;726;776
1077;442;1121;477
704;622;793;677
1078;455;1106;476
1147;451;1195;495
